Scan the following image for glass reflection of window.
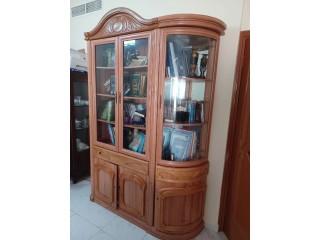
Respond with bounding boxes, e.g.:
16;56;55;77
124;40;136;46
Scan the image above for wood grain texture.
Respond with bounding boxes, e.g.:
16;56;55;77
93;146;148;175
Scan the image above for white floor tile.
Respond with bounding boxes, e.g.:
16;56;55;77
193;228;229;240
142;233;160;240
71;214;100;240
71;209;76;217
70;184;91;212
89;231;116;240
101;216;146;240
77;202;117;228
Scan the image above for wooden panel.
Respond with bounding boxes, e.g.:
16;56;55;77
219;31;250;240
154;164;208;234
156;163;208;183
119;166;150;223
155;184;206;234
93;157;117;208
93;146;148;174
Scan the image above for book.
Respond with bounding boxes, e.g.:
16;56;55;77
108;124;115;145
130;74;141;96
129;132;143;152
169;42;179;77
137;132;146;153
133;109;146;118
169;129;194;161
99;100;115;121
104;75;116;94
162;127;173;151
139;75;147;97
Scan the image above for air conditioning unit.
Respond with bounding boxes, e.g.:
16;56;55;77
70;49;87;71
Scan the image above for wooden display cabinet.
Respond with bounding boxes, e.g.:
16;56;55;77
70;71;90;184
85;8;226;240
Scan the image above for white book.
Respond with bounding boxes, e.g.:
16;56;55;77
169;42;179;77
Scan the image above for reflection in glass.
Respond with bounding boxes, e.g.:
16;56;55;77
161;34;216;162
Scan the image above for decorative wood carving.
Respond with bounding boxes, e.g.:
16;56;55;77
84;8;226;40
85;8;158;40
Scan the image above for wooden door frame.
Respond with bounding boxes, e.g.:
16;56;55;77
218;30;250;231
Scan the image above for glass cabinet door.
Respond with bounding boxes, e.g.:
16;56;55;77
120;37;149;158
94;41;117;148
160;34;216;162
73;78;90;152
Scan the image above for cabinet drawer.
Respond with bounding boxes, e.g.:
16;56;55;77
93;146;149;175
156;163;208;184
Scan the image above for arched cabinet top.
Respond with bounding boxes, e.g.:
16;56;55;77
84;7;226;40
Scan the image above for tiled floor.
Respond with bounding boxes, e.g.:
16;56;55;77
71;178;228;240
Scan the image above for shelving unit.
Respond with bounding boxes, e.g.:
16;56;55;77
70;70;90;184
85;7;226;240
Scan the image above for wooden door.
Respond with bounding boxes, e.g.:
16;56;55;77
93;157;117;208
118;166;151;224
154;164;208;234
219;31;250;240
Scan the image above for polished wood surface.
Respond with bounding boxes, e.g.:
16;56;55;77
93;157;117;208
93;146;148;175
85;8;226;240
154;163;208;236
219;31;250;240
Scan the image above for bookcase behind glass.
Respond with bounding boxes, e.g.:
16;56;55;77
161;34;216;162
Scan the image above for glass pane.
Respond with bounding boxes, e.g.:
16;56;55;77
73;80;90;152
96;96;115;145
161;34;216;162
122;38;148;155
95;43;116;146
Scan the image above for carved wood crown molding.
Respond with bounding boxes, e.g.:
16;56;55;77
84;8;227;40
85;8;158;40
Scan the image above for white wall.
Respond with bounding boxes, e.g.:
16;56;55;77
70;0;249;232
241;0;250;30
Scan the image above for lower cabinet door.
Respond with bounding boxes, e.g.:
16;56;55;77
93;157;117;208
154;164;209;234
155;184;206;234
118;166;150;223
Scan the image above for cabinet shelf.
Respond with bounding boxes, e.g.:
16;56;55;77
123;96;147;101
163;122;206;127
165;76;211;82
124;65;148;70
97;119;115;125
97;93;115;97
96;66;115;70
124;124;146;130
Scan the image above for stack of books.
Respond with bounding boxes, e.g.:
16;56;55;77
128;130;146;154
162;127;200;161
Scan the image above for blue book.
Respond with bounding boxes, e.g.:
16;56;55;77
137;133;146;153
162;127;173;151
170;129;194;161
108;124;115;145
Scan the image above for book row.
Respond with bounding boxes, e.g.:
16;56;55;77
164;100;204;123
